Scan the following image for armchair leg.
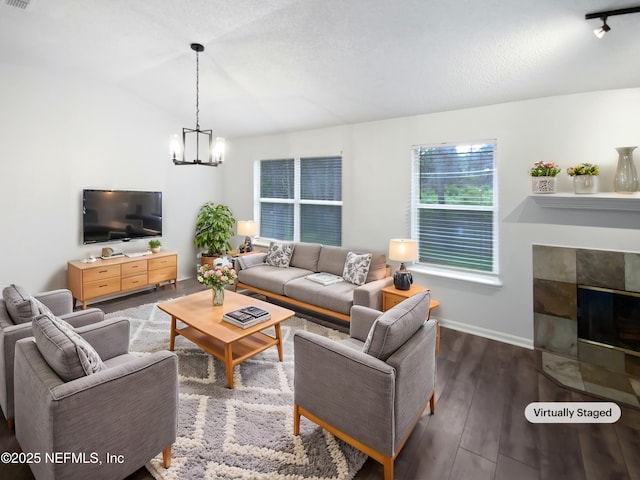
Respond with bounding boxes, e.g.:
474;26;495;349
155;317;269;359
7;418;14;430
429;389;436;414
293;403;300;436
382;456;394;480
162;446;172;468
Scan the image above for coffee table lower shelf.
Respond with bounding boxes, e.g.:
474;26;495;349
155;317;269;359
173;324;282;388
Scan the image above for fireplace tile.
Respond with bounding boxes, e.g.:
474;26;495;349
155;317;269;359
533;278;576;319
540;351;584;390
534;313;577;357
533;245;576;283
577;341;625;373
580;361;633;393
583;381;640;407
576;249;625;290
625;253;640;293
626;354;640;378
631;377;640;398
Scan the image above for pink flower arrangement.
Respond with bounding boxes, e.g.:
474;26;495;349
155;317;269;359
529;161;561;177
197;264;237;289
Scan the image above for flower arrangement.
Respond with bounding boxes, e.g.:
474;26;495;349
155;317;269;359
197;264;237;290
566;163;599;176
529;161;561;177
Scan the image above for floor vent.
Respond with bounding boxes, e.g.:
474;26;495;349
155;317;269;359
5;0;30;9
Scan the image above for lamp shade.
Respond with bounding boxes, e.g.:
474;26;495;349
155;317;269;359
388;239;418;263
237;220;258;237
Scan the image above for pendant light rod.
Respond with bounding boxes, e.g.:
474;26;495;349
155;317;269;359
585;6;640;20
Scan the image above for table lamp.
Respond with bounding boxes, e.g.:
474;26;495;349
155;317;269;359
237;221;258;252
388;239;418;290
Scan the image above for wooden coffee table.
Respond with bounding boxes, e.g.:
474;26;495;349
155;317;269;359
157;289;295;388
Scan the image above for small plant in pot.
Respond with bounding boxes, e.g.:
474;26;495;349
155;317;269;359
194;202;236;266
567;162;599;194
148;239;161;253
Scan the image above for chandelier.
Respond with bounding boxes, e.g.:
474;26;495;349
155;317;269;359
171;43;225;166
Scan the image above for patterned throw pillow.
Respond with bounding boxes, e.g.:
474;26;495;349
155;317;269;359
33;313;106;382
265;242;295;268
342;252;372;286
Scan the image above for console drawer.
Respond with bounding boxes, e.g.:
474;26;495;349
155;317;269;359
121;273;148;291
148;266;176;284
122;260;147;276
149;255;177;270
84;277;121;298
83;265;121;282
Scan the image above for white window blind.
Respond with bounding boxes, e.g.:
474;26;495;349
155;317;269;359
257;156;342;246
411;142;498;275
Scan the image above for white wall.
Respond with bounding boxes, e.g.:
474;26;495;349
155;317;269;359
0;63;223;293
222;88;640;347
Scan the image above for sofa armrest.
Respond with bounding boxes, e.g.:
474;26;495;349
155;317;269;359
349;305;381;342
353;276;394;310
34;289;73;316
294;330;396;455
60;307;105;328
76;317;130;360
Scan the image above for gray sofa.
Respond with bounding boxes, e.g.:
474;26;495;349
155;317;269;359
0;287;104;428
234;242;393;321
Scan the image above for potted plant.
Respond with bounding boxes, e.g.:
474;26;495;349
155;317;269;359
529;161;561;194
194;202;236;266
148;239;162;253
567;163;599;194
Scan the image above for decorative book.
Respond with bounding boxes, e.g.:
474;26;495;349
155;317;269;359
223;306;271;328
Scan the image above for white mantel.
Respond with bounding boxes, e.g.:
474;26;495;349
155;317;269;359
530;192;640;211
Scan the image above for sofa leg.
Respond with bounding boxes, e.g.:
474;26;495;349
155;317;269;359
162;446;172;468
293;404;300;436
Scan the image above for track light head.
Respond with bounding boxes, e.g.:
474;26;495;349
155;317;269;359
593;18;611;38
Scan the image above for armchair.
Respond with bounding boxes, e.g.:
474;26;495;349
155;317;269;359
0;286;104;428
14;316;178;480
293;291;436;480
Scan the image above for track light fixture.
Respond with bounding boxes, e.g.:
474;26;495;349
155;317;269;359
171;43;225;166
586;6;640;38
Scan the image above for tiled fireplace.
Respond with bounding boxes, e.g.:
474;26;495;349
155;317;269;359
533;245;640;407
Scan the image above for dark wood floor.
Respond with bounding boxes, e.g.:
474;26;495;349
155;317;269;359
2;279;639;480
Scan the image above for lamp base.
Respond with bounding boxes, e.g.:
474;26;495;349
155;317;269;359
393;270;413;291
244;236;253;252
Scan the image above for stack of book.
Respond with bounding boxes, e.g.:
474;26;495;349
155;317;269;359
306;272;344;286
223;306;271;329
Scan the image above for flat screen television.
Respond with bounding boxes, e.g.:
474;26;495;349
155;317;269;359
82;189;162;244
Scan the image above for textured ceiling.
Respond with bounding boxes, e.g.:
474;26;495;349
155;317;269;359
2;0;640;138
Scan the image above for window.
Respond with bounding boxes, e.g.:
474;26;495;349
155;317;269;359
256;156;342;246
411;141;498;280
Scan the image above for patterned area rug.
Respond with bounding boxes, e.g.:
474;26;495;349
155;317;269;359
105;302;367;480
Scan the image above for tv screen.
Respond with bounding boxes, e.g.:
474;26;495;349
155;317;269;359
83;189;162;244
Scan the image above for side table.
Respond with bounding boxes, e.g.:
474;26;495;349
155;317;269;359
381;284;441;353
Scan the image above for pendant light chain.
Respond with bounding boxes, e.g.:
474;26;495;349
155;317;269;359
195;48;200;130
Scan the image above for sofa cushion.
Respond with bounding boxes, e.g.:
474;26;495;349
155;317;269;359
317;246;349;277
265;241;295;268
237;252;267;270
365;251;388;283
362;291;430;360
33;313;106;382
343;252;372;286
2;285;39;325
284;277;356;315
289;243;322;271
237;264;310;295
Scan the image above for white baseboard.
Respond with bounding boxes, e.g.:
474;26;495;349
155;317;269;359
437;317;533;350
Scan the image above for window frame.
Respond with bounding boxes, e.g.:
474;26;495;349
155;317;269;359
410;140;501;286
254;156;343;246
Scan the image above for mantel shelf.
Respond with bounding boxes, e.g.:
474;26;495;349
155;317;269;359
530;192;640;211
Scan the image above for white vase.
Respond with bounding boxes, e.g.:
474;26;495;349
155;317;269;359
573;175;598;194
531;176;557;194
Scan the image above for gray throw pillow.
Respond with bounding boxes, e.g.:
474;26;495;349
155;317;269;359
33;313;106;382
362;290;430;360
2;284;38;325
342;252;372;286
265;241;295;268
